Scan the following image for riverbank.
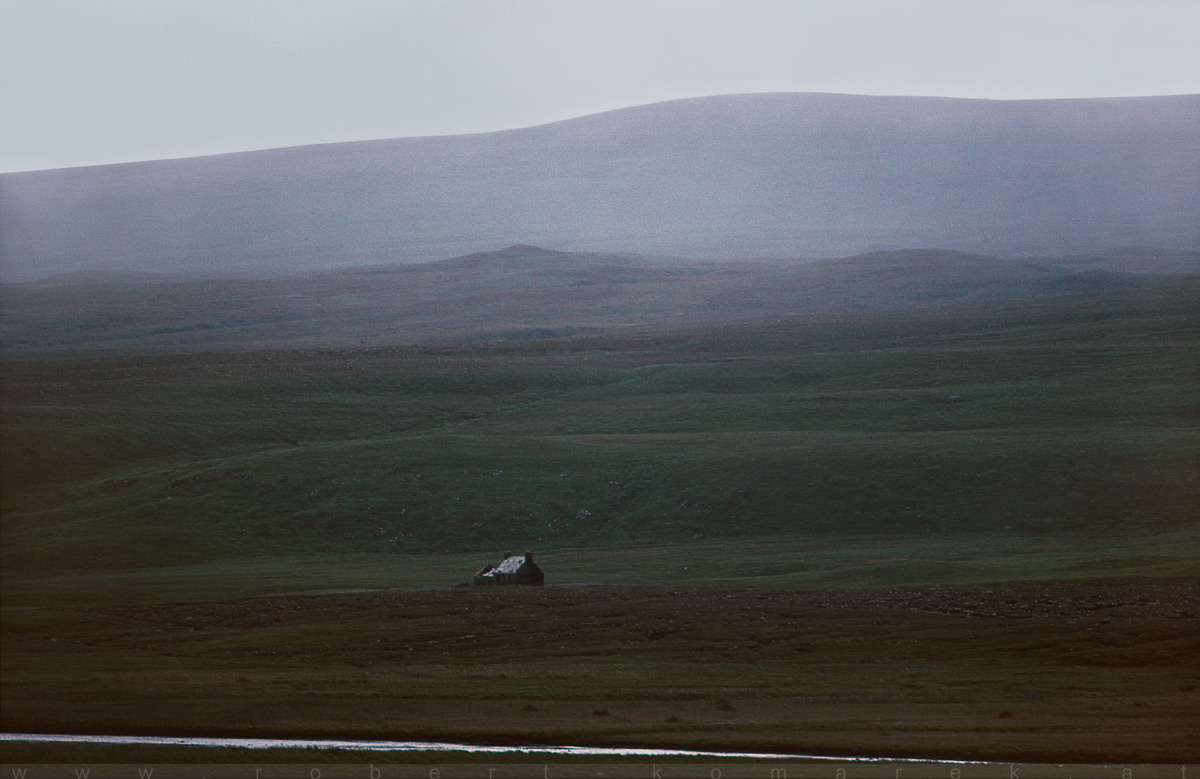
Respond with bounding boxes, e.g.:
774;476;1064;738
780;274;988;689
1;738;1195;779
4;579;1197;764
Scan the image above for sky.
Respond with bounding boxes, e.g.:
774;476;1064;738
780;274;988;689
2;0;1199;173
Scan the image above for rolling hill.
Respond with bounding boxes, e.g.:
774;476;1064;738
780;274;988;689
3;275;1197;571
3;244;1195;353
4;92;1199;766
2;92;1198;282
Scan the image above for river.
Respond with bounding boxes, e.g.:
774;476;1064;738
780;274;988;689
0;733;976;762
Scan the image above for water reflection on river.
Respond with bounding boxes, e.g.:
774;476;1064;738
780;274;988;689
0;733;976;763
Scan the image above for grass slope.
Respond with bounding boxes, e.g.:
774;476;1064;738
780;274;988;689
2;246;1194;353
3;277;1197;574
2;277;1198;762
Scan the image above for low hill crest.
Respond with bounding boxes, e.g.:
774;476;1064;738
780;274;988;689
3;244;1195;354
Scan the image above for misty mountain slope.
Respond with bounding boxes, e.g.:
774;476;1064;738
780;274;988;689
2;245;1193;354
2;93;1198;282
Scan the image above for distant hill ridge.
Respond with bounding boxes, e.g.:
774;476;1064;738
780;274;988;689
427;244;579;271
1;92;1197;282
2;244;1195;353
29;269;180;286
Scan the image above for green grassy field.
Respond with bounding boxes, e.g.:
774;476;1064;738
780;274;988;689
3;278;1197;568
2;276;1198;763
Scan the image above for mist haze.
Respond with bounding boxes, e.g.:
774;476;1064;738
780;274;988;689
3;92;1197;283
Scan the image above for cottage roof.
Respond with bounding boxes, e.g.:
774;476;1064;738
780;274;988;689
492;554;527;574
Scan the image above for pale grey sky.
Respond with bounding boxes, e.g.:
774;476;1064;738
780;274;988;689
2;0;1198;172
